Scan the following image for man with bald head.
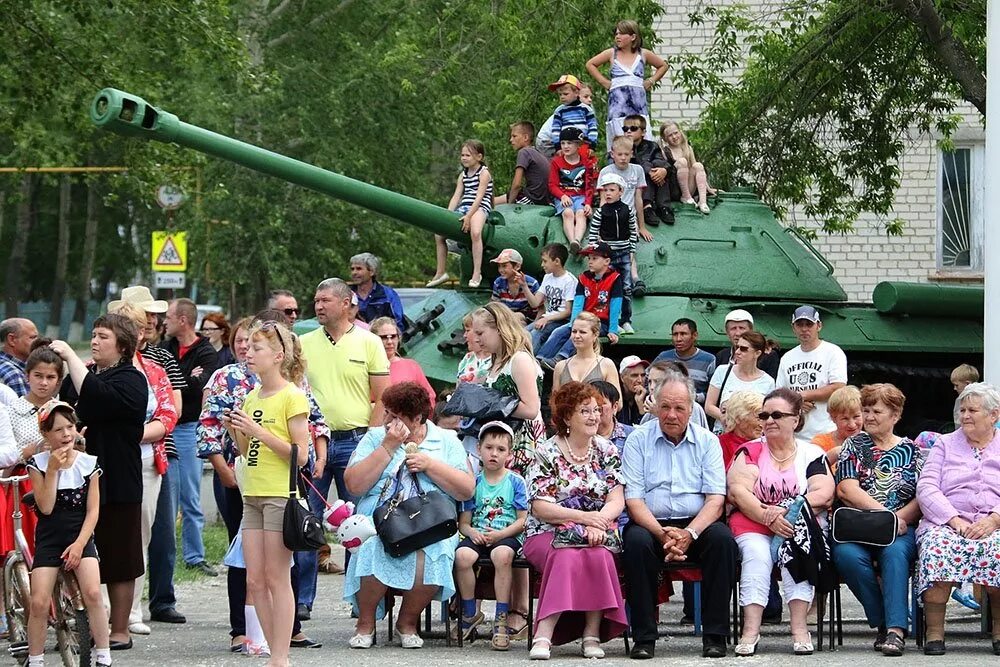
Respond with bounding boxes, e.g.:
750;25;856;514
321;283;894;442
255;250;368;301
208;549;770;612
0;318;38;396
621;373;738;659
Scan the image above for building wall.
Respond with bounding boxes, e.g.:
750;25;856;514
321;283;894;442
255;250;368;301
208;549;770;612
649;2;983;302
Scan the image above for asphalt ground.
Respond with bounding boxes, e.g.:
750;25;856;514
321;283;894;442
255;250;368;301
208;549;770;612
55;555;999;667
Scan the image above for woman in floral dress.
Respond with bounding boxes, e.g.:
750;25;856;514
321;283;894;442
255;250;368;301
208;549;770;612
523;381;627;660
916;382;1000;656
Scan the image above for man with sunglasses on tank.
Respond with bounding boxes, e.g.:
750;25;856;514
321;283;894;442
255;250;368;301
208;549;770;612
267;289;300;324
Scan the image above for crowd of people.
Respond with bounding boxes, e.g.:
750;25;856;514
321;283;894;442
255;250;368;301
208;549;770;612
0;18;995;666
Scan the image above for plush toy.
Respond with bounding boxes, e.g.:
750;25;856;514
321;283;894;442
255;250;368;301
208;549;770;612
322;499;376;554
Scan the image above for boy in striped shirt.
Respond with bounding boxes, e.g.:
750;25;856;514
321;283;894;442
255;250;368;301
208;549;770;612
587;172;638;334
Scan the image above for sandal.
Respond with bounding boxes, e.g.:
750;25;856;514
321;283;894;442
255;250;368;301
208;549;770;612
507;610;529;640
450;610;484;641
491;612;510;651
881;630;904;656
582;635;605;659
530;636;552;660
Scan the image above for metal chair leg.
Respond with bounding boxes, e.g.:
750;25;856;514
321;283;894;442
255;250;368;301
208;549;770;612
693;581;703;637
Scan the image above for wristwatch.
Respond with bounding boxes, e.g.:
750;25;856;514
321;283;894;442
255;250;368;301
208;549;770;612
684;527;700;541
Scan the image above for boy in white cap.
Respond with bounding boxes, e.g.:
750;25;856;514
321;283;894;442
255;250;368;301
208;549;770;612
587;172;638;334
776;305;848;439
489;248;539;318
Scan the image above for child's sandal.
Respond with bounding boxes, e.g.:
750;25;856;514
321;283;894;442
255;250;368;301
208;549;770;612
491;612;510;651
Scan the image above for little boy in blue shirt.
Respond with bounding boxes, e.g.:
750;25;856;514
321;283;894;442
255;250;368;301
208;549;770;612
490;248;539;318
547;74;598;157
454;421;528;650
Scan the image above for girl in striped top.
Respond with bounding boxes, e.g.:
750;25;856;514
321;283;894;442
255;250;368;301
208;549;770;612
428;140;494;290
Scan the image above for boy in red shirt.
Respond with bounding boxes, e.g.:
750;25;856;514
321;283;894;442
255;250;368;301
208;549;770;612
549;127;597;255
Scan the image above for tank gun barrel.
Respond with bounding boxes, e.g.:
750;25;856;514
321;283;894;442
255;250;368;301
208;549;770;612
90;88;462;238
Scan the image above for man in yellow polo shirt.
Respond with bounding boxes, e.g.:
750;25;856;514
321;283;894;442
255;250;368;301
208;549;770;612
298;277;389;617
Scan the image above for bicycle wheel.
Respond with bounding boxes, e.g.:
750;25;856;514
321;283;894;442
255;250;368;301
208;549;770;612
5;556;30;655
55;574;91;667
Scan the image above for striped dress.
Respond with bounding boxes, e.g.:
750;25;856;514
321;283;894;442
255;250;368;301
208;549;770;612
458;164;493;214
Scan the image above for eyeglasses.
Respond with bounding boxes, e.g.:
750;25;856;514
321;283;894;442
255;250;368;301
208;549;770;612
378;334;399;341
200;326;220;333
735;344;753;352
758;411;798;421
622;125;644;133
282;308;300;317
578;408;601;417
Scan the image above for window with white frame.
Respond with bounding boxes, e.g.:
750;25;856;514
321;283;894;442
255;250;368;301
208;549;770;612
938;144;984;271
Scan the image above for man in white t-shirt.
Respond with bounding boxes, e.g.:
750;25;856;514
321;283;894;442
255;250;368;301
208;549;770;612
524;243;576;351
776;305;848;439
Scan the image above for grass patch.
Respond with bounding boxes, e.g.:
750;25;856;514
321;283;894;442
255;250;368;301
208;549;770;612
172;519;231;584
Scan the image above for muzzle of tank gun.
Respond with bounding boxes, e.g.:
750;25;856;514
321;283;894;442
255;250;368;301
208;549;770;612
402;304;445;342
90;88;180;141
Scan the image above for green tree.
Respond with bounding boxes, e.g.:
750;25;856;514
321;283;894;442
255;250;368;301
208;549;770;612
674;0;985;233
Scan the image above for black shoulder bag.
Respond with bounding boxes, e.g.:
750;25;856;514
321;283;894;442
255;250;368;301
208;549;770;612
374;463;458;558
831;507;898;547
282;444;326;551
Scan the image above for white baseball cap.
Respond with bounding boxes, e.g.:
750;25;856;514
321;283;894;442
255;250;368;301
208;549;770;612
618;355;649;374
478;420;515;440
724;309;754;325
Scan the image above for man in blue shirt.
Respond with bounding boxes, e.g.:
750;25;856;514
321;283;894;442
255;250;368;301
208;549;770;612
350;252;405;331
621;373;737;659
652;318;717;405
0;318;38;397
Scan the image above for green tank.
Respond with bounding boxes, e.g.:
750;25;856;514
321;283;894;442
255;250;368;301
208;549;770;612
90;88;983;432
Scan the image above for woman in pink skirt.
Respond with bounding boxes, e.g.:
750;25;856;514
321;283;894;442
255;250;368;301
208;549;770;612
523;381;627;660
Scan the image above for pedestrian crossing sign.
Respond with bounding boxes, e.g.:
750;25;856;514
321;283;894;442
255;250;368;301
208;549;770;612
151;231;188;272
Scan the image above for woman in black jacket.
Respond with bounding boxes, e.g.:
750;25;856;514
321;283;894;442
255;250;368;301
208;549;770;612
51;313;148;650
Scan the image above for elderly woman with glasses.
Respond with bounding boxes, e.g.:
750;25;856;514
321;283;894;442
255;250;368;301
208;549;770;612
523;381;628;660
369;317;435;408
727;387;834;656
916;382;1000;657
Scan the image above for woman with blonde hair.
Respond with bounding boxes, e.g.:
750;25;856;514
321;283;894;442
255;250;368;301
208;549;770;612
812;385;863;467
224;321;309;667
552;312;620;394
718;390;764;470
659;121;716;214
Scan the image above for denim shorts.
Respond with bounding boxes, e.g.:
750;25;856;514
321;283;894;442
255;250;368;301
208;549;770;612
554;195;587;215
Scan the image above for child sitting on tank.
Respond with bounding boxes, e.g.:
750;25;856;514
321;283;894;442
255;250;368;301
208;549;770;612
624;113;677;226
601;134;651;296
587;173;638;335
548;127;597;255
489;248;539;323
522;243;577;352
495;122;551;206
547;75;598;160
536;83;595;158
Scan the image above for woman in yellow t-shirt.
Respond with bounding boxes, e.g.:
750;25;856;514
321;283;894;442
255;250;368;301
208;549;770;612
225;322;308;667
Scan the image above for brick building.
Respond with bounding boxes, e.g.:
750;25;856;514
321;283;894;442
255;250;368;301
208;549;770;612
650;2;984;302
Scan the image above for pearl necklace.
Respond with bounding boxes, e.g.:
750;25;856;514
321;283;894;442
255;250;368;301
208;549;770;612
769;442;797;464
563;436;593;464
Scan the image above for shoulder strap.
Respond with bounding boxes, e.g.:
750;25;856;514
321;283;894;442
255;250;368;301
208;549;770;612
288;444;298;498
717;362;734;396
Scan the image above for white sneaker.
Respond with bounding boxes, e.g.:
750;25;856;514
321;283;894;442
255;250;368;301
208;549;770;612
620;322;635;335
128;621;151;635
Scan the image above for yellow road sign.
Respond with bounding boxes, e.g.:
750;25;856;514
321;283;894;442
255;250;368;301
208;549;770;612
151;231;188;272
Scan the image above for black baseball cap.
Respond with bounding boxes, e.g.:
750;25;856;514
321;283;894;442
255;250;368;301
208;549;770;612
579;241;612;258
558;127;585;143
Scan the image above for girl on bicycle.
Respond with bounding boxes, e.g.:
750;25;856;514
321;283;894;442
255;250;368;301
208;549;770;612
224;321;309;667
25;400;111;667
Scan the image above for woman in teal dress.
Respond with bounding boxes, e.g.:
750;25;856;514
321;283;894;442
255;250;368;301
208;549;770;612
342;382;474;649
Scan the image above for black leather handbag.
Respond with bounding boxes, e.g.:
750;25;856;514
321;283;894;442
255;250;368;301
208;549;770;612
374;464;458;558
281;444;326;551
831;507;898;547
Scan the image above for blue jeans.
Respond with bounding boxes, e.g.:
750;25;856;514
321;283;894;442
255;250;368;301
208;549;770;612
831;529;916;631
173;421;206;565
148;461;179;614
296;432;361;609
527;320;562;353
537;320;610;360
609;250;633;325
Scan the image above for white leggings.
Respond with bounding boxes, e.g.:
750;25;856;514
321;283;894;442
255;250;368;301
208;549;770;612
736;532;814;607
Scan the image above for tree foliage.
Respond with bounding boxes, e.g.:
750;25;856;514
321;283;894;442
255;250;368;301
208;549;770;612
675;0;985;233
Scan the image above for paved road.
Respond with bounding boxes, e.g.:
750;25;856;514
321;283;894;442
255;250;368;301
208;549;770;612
94;559;999;667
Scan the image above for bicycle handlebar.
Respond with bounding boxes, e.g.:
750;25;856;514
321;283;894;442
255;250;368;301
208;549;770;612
0;475;29;484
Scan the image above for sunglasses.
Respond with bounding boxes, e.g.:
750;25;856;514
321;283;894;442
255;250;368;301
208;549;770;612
758;411;798;421
622;125;645;133
378;334;399;341
735;344;753;352
282;308;300;317
200;326;220;333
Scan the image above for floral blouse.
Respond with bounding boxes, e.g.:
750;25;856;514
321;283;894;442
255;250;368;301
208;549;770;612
456;352;492;384
197;362;329;467
836;432;924;512
524;434;623;538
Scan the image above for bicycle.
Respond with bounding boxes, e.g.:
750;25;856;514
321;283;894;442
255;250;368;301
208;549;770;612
1;473;92;666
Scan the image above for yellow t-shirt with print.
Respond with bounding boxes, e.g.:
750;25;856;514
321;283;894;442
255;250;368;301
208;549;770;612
240;383;309;497
299;325;389;431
